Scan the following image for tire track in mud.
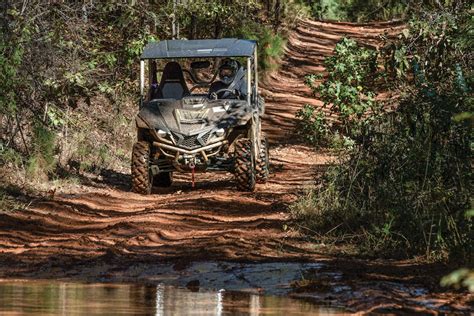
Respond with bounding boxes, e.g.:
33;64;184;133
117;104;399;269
0;19;402;267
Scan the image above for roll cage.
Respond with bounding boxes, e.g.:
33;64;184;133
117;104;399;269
139;38;259;106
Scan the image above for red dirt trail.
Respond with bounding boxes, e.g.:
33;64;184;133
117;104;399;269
1;19;471;313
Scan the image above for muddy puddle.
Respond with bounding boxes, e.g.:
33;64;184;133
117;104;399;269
0;262;347;315
0;280;343;315
1;260;462;314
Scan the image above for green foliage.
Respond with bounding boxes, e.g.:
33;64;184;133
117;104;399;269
27;122;57;179
0;145;22;170
344;0;409;22
0;18;26;115
259;29;286;71
45;106;65;128
314;38;379;125
307;0;348;20
173;0;290;72
0;188;24;213
76;143;111;173
295;105;330;146
441;210;474;292
290;182;342;229
300;0;471;22
299;0;411;22
293;3;473;260
441;268;474;292
298;38;380;146
237;24;286;72
1;2;164;183
174;0;260;39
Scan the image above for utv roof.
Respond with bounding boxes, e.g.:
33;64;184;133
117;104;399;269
141;38;256;59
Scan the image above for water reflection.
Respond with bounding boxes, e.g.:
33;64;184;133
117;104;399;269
0;280;342;315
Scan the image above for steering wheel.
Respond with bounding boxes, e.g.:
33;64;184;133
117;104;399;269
209;88;240;100
189;83;208;93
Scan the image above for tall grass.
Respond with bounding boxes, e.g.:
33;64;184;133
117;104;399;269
26;122;57;181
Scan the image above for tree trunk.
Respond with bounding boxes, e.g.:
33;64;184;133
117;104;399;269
149;0;156;34
2;0;9;33
214;15;222;39
189;14;196;39
274;0;281;31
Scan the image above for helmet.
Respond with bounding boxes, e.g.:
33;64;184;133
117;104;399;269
218;59;239;85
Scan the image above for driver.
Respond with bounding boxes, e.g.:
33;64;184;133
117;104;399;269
208;58;246;99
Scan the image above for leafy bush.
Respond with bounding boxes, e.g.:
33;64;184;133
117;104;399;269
297;38;380;146
306;0;348;21
441;268;474;292
293;3;473;260
174;0;261;39
27;122;57;180
0;17;26;116
175;0;290;72
236;24;287;72
295;105;330;146
259;28;287;71
299;0;411;22
0;145;22;170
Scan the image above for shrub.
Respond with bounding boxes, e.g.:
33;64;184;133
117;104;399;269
295;105;330;146
236;24;287;72
299;0;411;22
297;38;380;147
292;4;473;260
27;122;57;180
0;145;22;170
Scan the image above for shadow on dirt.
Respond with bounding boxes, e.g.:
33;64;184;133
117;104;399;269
98;169;131;191
53;161;132;192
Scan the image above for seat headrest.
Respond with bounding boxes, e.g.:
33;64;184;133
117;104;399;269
158;61;190;99
162;62;184;81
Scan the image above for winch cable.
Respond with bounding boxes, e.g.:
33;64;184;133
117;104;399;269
190;162;196;188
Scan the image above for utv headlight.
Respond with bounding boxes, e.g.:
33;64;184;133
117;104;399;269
157;129;167;138
215;128;225;137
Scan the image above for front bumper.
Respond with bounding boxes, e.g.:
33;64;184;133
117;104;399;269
153;138;227;156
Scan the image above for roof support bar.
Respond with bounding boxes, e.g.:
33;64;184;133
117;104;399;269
247;57;251;105
140;60;145;98
254;46;258;103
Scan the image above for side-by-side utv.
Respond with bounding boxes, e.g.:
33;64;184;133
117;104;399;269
132;38;269;194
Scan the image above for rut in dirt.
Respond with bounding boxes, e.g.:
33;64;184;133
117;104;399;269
0;19;403;264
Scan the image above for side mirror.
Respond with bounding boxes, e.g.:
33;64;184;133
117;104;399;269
191;61;211;69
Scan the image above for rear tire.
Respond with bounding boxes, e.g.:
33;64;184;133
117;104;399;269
234;138;256;191
131;141;152;194
256;134;269;184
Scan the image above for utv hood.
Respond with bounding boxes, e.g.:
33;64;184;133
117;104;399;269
136;97;251;135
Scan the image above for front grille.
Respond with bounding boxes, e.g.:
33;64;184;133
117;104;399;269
201;132;211;144
181;135;200;148
172;131;212;149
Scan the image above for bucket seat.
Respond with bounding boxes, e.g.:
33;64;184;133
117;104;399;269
155;62;190;99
